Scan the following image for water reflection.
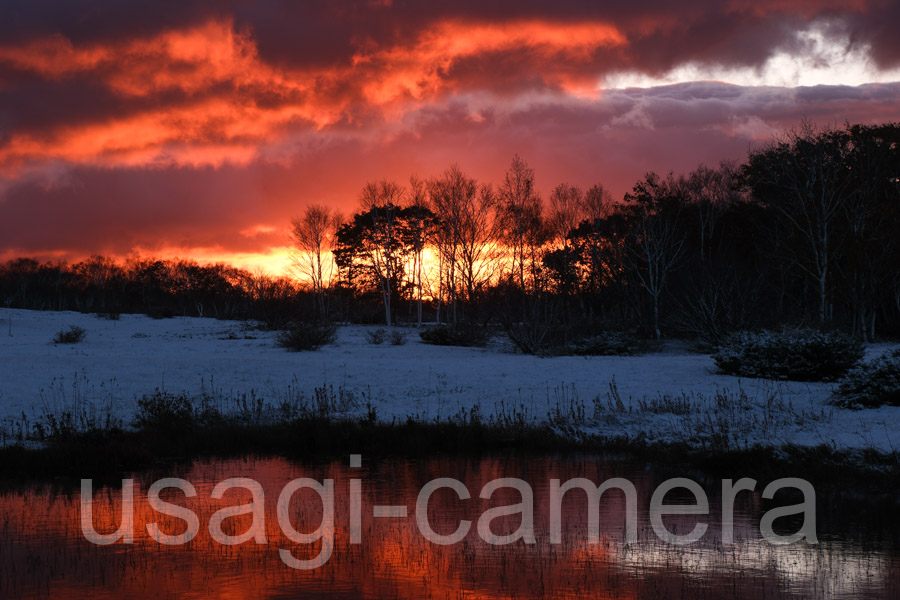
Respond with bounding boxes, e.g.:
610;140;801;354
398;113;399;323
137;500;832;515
0;455;896;599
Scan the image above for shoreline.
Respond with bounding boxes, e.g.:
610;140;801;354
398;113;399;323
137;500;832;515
2;414;897;492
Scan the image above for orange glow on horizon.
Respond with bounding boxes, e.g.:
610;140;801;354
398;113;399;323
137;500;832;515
129;245;296;277
0;246;295;278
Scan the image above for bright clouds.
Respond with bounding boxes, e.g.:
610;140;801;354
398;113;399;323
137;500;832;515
1;0;898;272
605;25;900;89
0;17;629;173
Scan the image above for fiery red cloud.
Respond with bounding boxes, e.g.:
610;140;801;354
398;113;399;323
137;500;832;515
1;0;899;273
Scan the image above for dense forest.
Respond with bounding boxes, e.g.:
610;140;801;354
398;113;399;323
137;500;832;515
2;122;899;344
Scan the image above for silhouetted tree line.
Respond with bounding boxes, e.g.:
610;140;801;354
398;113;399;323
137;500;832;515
0;256;315;328
3;121;898;341
312;121;900;342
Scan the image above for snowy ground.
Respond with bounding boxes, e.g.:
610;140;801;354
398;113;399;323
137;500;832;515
1;307;898;454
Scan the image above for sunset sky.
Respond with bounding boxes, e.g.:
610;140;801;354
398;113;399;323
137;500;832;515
1;0;899;274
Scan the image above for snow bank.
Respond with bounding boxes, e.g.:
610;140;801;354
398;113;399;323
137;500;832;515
1;308;898;454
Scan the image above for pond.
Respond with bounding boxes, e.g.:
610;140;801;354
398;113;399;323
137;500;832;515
1;454;897;599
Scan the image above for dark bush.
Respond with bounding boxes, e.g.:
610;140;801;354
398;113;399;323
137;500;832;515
275;321;338;351
712;329;864;382
831;349;900;409
390;330;407;346
419;324;488;347
134;391;197;430
52;325;86;344
147;307;175;319
568;331;641;356
503;322;554;355
133;390;225;431
365;328;386;344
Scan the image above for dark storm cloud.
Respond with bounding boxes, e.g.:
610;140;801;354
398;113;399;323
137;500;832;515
1;1;895;78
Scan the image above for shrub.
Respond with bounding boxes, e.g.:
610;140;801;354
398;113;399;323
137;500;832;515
419;324;488;347
831;349;900;409
147;307;175;319
568;331;641;356
133;391;226;430
134;391;197;430
712;329;864;382
95;311;121;320
390;330;407;346
52;325;86;344
503;322;553;355
275;321;337;351
365;328;386;345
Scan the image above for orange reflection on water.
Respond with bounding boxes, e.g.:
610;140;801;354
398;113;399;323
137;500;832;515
0;455;897;599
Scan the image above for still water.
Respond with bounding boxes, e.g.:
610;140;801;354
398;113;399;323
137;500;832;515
1;454;897;599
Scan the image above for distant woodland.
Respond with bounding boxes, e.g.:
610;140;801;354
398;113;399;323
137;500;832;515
3;122;899;343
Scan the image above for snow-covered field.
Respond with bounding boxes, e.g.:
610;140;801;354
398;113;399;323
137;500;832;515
1;307;898;454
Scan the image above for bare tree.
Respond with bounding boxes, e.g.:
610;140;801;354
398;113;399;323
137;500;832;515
548;183;585;247
681;160;743;262
622;173;686;339
498;155;545;291
290;204;341;318
583;183;614;223
429;165;476;324
670;162;752;342
458;184;501;306
746;121;855;325
429;165;500;323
